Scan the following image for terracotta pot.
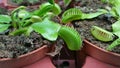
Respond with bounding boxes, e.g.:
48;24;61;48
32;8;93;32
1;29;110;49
84;40;120;67
0;45;52;68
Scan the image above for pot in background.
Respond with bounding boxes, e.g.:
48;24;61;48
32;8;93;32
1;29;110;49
84;40;120;67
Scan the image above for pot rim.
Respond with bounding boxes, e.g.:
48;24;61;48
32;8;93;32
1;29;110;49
0;45;48;61
84;39;120;57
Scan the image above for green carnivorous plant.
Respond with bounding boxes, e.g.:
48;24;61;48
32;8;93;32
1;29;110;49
0;0;82;51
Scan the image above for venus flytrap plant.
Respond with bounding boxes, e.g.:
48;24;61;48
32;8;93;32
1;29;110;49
31;14;82;50
90;0;120;51
31;0;82;50
10;0;62;36
9;1;61;36
11;6;31;29
31;17;82;50
60;7;109;50
9;6;34;36
30;0;82;50
0;0;82;51
60;0;120;51
90;24;120;51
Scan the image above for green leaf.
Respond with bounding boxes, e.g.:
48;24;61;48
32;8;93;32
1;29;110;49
81;9;108;19
10;28;27;36
18;10;31;19
107;38;120;51
63;0;71;7
0;24;10;33
11;6;26;28
108;0;120;6
62;8;108;23
48;0;55;4
103;0;120;18
32;18;61;41
0;15;11;23
112;20;120;37
51;3;61;15
110;7;118;18
11;6;26;20
25;27;33;36
42;12;55;19
101;0;109;3
11;6;26;16
110;6;120;18
62;8;82;23
30;15;42;22
34;3;53;16
58;26;82;50
91;26;114;42
34;2;61;16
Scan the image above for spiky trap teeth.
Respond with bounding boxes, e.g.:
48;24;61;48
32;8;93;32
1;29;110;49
62;8;82;23
58;26;82;50
91;26;114;42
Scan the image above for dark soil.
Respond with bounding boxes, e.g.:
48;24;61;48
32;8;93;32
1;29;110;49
73;0;120;54
0;32;54;58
